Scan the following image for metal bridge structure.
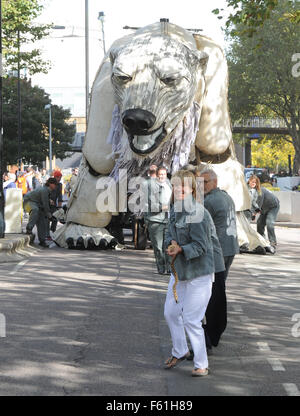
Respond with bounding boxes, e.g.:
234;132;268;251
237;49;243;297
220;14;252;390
69;117;295;153
70;132;85;152
232;117;292;135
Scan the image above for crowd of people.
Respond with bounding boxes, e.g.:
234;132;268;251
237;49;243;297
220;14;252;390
3;161;281;377
2;166;79;247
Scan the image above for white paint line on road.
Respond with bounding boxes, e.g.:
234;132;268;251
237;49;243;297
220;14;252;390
257;342;271;352
267;358;286;371
240;315;250;323
246;268;259;277
268;284;279;289
248;327;261;336
256;267;299;273
283;383;300;396
9;260;29;276
244;264;299;274
281;284;300;288
231;304;243;312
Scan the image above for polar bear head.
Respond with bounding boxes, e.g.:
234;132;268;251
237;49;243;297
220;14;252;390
109;32;208;156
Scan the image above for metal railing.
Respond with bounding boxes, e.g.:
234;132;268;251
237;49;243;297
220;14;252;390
233;117;287;128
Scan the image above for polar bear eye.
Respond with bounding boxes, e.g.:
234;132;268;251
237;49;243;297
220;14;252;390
112;73;132;83
161;77;178;86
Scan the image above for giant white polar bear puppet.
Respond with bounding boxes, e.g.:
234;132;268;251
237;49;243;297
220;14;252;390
54;21;269;251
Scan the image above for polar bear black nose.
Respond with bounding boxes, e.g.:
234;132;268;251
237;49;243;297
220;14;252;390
122;109;156;134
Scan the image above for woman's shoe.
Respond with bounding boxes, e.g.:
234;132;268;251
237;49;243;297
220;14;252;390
191;368;209;377
186;349;194;360
265;245;276;254
164;353;190;369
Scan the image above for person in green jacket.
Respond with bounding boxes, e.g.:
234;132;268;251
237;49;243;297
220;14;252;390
197;166;239;350
143;166;172;274
23;178;57;247
163;170;215;377
248;175;280;250
197;167;239;280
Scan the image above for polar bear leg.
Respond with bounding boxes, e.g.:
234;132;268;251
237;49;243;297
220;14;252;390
53;223;121;250
53;157;123;250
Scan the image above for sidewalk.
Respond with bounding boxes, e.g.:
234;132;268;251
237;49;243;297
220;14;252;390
0;233;37;263
275;222;300;228
1;220;298;263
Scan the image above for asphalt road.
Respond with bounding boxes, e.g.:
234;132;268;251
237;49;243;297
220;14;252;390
0;227;299;396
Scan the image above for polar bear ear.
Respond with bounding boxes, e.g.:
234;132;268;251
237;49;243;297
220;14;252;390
198;51;209;73
188;49;209;73
109;49;118;66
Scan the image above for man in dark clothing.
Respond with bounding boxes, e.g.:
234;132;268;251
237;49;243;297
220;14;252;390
198;167;239;349
23;178;57;247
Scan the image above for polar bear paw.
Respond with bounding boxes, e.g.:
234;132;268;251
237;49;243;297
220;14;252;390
53;223;124;250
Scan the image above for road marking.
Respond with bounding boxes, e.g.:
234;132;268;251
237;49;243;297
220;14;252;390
283;383;300;396
240;315;250;323
268;284;278;288
267;358;285;371
281;284;300;288
254;267;299;273
248;327;261;336
232;304;243;312
9;260;29;276
257;342;271;351
244;264;299;274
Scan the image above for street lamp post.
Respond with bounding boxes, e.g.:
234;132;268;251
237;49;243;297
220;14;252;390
0;0;4;238
98;11;106;55
45;104;52;173
85;0;89;123
17;29;21;169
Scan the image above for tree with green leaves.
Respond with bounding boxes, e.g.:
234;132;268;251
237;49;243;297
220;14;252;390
226;0;300;172
3;0;51;74
212;0;299;37
3;77;75;166
251;135;295;172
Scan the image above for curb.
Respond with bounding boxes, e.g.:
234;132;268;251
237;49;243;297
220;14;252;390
275;223;300;228
0;234;37;263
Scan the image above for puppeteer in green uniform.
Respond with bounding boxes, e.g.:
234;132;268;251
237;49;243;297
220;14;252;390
23;178;58;247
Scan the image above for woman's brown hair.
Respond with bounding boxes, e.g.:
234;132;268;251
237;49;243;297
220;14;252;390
248;174;261;193
171;170;197;203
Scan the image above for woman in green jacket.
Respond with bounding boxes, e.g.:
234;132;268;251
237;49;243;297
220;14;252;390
164;170;215;377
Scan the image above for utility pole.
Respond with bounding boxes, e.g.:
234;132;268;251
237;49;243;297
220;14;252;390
85;0;89;124
45;104;52;173
98;12;106;55
0;0;4;238
17;29;21;169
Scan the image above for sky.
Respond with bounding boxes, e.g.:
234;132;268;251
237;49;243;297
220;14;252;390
32;0;231;116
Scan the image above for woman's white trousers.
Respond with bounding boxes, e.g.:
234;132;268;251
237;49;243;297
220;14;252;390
164;274;213;370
